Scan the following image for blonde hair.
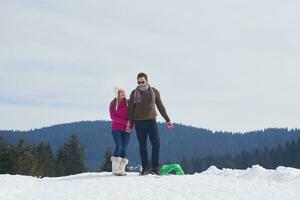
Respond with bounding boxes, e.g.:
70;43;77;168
113;87;128;110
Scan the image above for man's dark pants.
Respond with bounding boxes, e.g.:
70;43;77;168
135;119;160;170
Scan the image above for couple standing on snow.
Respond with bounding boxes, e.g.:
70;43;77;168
109;72;173;176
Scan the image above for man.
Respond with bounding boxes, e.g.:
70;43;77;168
126;72;173;175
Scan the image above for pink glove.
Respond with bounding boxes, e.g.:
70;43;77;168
167;121;174;129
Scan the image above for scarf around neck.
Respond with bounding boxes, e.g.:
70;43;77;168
133;84;155;108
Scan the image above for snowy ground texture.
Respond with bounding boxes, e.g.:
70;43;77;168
0;165;299;200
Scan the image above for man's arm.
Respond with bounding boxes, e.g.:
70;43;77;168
154;88;171;122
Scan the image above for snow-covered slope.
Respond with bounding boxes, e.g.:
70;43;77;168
0;165;299;200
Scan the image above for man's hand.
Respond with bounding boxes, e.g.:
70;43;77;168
166;121;174;129
126;121;132;133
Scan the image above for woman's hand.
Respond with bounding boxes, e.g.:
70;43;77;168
126;121;132;133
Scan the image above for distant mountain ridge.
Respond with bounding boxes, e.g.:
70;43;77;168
1;121;299;171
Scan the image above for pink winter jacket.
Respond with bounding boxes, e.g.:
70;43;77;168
109;99;132;131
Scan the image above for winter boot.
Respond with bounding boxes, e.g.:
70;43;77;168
119;158;129;176
140;166;150;175
111;156;121;175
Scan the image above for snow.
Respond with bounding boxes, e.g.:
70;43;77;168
0;165;299;200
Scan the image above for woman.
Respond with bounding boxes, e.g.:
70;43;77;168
109;87;132;175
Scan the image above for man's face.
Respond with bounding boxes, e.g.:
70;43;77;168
137;77;148;86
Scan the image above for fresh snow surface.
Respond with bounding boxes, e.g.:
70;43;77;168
0;165;299;200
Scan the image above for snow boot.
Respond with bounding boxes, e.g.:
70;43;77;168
111;156;122;175
119;158;128;176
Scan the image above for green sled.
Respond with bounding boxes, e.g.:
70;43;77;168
160;164;185;175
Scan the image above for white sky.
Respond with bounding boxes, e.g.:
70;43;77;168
1;0;300;132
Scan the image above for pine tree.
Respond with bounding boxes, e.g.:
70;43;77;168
99;147;112;172
10;139;34;175
32;142;55;177
0;137;11;174
55;134;87;176
55;149;65;177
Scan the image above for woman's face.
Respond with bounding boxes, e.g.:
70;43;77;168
118;89;126;99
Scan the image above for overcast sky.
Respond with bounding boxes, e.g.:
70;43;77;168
1;0;300;132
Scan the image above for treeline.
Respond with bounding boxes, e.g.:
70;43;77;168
0;134;87;177
181;137;300;174
2;121;300;171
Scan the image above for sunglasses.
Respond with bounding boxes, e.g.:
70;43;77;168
137;81;146;84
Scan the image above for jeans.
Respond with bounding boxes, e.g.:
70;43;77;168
135;120;160;170
112;130;131;158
